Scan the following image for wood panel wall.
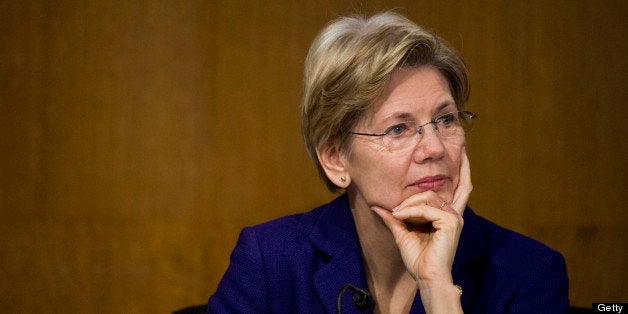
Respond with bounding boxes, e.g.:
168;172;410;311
1;1;626;312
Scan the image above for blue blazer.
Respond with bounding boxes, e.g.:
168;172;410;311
208;194;569;313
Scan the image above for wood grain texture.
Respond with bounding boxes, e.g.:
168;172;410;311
1;1;626;311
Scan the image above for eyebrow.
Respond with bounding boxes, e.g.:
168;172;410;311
379;102;457;124
434;102;456;114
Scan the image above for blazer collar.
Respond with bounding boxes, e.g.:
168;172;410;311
308;194;369;313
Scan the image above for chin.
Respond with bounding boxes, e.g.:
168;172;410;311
438;188;455;203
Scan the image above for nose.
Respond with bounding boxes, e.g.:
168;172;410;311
412;125;446;162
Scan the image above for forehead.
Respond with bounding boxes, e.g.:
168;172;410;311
368;66;455;122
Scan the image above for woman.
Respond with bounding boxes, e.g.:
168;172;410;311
208;12;569;313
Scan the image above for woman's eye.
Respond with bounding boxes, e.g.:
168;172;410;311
386;123;410;136
437;113;456;126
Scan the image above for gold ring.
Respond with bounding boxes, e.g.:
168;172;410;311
440;201;447;209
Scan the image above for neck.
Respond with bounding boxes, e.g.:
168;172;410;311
349;195;418;312
348;193;402;265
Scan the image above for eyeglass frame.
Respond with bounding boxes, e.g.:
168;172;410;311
349;110;478;148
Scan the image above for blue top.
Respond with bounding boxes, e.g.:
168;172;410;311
208;194;569;313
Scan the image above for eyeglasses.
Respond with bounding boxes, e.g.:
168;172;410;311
349;111;477;151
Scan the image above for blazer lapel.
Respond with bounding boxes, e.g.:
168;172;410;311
309;195;369;313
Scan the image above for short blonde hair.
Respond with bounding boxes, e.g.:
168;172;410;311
300;12;470;192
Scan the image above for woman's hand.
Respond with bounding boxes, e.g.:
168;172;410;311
371;148;472;312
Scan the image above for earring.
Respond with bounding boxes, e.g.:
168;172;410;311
340;176;347;182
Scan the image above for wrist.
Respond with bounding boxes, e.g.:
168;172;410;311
417;280;463;314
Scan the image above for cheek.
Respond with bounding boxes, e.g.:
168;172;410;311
349;147;403;182
347;146;409;199
444;141;464;184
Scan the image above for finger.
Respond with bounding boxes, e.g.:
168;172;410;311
390;192;450;226
392;204;448;223
451;147;473;215
392;191;442;213
393;205;461;232
371;206;409;238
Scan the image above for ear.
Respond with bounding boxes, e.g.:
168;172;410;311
316;144;351;189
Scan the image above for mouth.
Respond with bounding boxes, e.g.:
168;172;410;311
410;175;447;191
